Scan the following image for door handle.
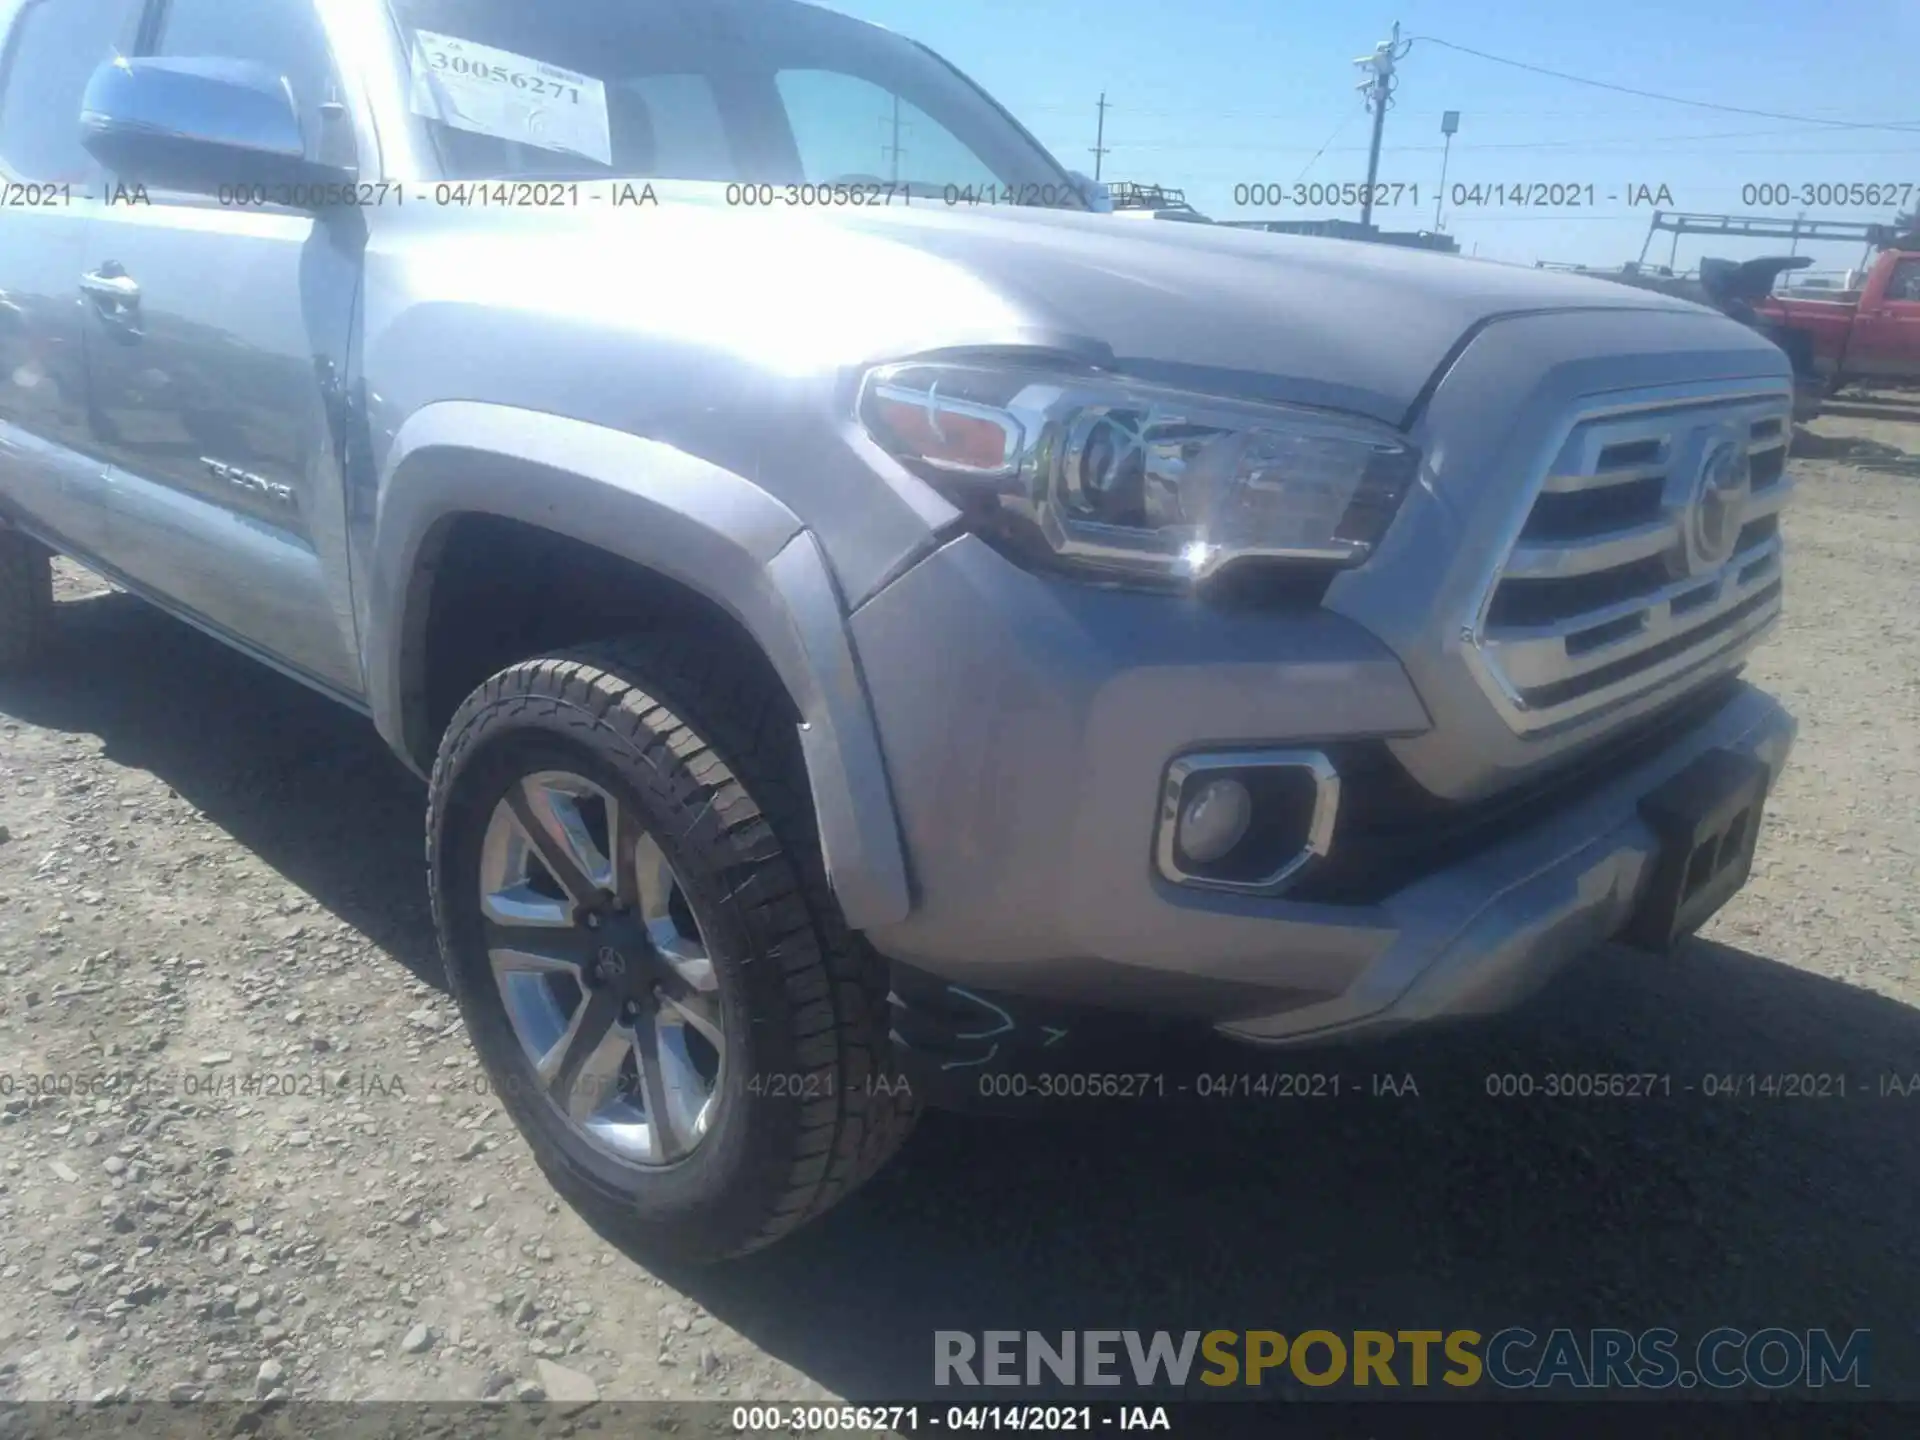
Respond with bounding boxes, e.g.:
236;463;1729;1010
80;266;140;306
80;264;141;339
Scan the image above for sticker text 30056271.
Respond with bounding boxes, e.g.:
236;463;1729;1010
407;29;612;166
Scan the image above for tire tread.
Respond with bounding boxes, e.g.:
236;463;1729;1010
426;630;916;1256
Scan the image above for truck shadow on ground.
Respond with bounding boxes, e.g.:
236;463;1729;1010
685;946;1920;1400
5;590;1918;1401
0;588;442;986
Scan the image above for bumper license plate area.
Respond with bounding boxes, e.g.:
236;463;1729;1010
1622;748;1771;953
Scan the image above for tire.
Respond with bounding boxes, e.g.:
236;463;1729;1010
0;529;54;672
427;635;917;1262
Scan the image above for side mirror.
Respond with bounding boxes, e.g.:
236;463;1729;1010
79;56;351;199
1066;169;1112;214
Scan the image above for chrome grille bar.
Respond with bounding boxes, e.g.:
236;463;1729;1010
1539;458;1667;494
1490;535;1781;689
1504;515;1679;579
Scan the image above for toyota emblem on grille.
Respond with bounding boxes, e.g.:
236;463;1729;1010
1687;441;1750;572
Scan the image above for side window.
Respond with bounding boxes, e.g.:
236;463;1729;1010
0;0;143;183
149;0;350;165
1889;260;1920;304
775;69;992;191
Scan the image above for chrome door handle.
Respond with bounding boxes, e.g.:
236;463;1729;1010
80;268;140;304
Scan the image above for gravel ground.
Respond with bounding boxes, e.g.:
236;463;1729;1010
1;407;1916;1406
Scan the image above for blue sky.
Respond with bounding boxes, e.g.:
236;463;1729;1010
826;0;1920;273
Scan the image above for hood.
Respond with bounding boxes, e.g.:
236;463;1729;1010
382;191;1714;427
830;204;1714;423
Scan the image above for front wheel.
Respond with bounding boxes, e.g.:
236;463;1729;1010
426;637;916;1262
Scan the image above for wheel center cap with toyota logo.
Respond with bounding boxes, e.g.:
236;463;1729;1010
1686;440;1750;573
591;945;627;986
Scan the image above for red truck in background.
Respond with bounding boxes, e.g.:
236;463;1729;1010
1753;248;1920;398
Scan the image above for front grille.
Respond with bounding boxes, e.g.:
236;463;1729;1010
1468;387;1792;735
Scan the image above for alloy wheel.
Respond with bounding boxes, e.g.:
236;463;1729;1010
477;770;725;1166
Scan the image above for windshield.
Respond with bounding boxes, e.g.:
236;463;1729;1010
387;0;1081;203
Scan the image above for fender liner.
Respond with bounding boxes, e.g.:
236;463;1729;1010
364;400;912;929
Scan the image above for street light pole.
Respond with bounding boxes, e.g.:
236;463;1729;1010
1434;109;1458;231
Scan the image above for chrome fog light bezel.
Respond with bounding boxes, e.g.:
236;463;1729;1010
1154;750;1341;896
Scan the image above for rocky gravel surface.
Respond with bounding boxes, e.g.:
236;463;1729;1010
1;410;1917;1406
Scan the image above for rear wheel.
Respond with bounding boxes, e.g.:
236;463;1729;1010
427;636;916;1261
0;529;54;672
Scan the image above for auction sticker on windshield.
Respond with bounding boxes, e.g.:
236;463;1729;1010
407;29;611;166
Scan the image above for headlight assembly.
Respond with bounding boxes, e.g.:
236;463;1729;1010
857;360;1419;585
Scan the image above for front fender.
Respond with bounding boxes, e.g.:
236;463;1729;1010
365;400;911;929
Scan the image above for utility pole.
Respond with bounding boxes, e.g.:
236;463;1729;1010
881;95;907;184
1091;92;1110;182
888;94;900;184
1352;21;1408;232
1436;111;1459;232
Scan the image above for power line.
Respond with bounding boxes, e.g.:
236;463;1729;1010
1018;101;1920;124
1126;122;1918;151
1292;109;1362;181
1408;35;1920;134
1102;130;1920;155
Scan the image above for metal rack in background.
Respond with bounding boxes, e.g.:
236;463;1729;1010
1637;210;1918;270
1106;181;1200;214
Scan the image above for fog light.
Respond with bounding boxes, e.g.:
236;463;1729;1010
1176;777;1253;863
1155;750;1341;896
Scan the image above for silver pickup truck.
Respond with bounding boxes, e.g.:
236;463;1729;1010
0;0;1795;1260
